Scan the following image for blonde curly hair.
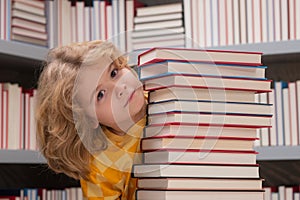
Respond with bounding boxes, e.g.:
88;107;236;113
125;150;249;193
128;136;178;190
36;40;129;180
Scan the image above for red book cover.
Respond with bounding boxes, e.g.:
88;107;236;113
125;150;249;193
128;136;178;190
142;73;272;93
140;135;258;152
147;111;272;129
137;47;263;66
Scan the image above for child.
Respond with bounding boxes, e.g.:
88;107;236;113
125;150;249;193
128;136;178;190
35;40;147;199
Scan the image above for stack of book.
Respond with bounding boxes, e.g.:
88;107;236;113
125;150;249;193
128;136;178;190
132;47;272;199
132;3;185;50
10;0;47;46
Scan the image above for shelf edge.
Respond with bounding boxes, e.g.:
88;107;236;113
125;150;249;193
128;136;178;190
0;40;49;61
255;146;300;161
0;149;46;164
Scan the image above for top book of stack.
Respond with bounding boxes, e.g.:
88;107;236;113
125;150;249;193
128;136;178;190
138;47;262;66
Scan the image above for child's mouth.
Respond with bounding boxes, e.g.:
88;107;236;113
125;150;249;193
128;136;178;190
124;90;135;107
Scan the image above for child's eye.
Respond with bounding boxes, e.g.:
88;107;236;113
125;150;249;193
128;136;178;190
97;90;105;101
111;68;118;78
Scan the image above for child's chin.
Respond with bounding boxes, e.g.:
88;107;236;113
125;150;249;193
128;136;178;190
129;97;146;118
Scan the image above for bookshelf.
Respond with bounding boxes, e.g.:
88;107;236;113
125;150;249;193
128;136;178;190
0;39;47;89
256;146;300;161
208;40;300;56
0;150;45;164
0;163;79;190
0;39;80;191
217;38;298;188
0;39;48;61
1;0;300;198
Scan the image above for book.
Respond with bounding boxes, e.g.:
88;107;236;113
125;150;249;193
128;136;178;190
143;74;271;92
11;27;47;40
148;112;272;128
134;12;183;24
132;164;260;178
133;40;185;50
137;177;263;190
12;0;45;16
13;0;45;9
138;60;266;80
11;17;46;32
135;190;264;200
11;9;46;24
11;34;47;46
148;86;257;103
3;83;22;150
148;100;272;116
136;3;183;17
140;136;256;151
0;197;20;200
132;27;185;39
133;34;185;50
133;34;185;45
143;149;257;165
138;47;262;66
134;19;183;31
144;124;258;139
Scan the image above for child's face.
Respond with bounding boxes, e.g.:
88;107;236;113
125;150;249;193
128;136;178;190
94;63;146;133
76;57;146;134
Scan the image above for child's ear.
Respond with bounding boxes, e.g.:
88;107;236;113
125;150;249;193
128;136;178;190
91;119;99;129
87;115;99;129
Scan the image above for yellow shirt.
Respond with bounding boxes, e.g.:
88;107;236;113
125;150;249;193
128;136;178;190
80;116;146;200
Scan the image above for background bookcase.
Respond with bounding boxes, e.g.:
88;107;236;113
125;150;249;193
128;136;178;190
0;40;80;190
1;0;300;195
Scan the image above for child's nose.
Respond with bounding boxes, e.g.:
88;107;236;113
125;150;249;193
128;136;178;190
116;84;127;98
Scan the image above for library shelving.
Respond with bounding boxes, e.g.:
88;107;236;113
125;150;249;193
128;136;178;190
0;39;80;191
0;39;48;89
1;0;300;196
0;149;45;164
212;39;300;174
208;40;300;56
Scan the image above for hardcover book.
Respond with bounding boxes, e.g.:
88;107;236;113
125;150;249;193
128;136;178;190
148;86;257;103
137;177;263;190
132;164;260;178
141;136;256;152
136;189;264;200
143;74;271;92
148;99;272;116
144;124;258;139
139;60;266;80
143;149;258;165
147;112;272;128
138;47;262;66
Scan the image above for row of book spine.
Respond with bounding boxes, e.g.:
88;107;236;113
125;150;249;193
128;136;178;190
264;185;300;200
131;2;185;50
2;0;300;53
254;81;300;147
184;0;300;48
0;83;37;151
47;0;133;50
0;187;82;200
0;0;48;47
0;0;128;49
133;47;271;199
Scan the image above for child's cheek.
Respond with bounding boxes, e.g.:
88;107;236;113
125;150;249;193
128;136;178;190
127;71;143;89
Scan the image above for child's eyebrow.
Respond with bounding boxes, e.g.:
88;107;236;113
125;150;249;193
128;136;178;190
89;64;113;103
